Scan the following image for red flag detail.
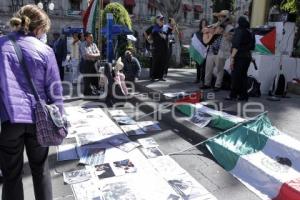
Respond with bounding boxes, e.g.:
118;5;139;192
260;28;276;54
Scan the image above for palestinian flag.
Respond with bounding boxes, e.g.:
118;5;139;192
189;33;207;65
255;28;276;55
83;0;99;37
206;115;300;200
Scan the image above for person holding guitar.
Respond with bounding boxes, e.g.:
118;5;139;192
202;10;234;91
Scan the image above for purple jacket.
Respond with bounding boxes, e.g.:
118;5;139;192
0;32;63;124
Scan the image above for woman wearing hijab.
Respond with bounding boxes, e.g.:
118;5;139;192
226;16;255;101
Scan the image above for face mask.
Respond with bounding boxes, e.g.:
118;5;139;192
39;33;47;44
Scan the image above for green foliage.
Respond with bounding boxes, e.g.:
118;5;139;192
101;2;134;57
280;0;297;14
101;2;132;30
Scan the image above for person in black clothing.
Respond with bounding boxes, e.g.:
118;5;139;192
52;32;67;81
164;18;177;77
144;20;155;78
149;15;173;81
193;19;208;83
226;16;255;101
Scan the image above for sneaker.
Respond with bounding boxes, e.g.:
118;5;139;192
159;78;167;82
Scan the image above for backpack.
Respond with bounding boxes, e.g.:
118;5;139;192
247;76;261;97
269;72;287;97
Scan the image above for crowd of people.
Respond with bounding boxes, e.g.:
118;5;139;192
191;10;255;101
0;4;257;199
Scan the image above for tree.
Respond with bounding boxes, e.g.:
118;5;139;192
101;2;133;57
154;0;182;21
280;0;297;13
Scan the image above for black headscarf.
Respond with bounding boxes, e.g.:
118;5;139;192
238;16;250;29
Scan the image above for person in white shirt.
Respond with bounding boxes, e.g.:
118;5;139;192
70;32;81;84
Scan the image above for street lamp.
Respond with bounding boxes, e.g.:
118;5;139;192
37;1;55;13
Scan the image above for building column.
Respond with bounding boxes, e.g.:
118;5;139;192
250;0;270;27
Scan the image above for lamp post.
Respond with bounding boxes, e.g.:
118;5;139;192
37;0;55;13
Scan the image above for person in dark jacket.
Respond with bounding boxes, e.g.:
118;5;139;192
226;16;254;101
0;5;63;200
53;32;67;81
150;15;172;81
122;50;141;83
193;19;208;83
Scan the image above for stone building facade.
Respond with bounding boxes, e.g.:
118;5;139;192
0;0;252;45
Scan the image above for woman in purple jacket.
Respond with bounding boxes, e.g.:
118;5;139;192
0;5;63;200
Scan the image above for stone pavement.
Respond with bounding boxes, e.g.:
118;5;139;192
1;68;300;200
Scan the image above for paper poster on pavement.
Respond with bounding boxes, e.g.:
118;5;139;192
108;110;127;117
94;163;116;179
190;111;212;128
76;132;104;146
137;138;159;148
112;159;137;176
113;116;137;125
140;147;164;159
120;125;146;136
137;121;162;132
63;169;93;185
100;179;139;200
78;146;106;166
168;173;215;200
109;136;140;152
149;156;186;179
57;144;78;161
72;179;103;200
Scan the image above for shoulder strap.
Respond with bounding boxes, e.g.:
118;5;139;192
8;34;40;101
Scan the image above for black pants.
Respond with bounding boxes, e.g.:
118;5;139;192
164;45;173;76
152;51;167;79
230;56;251;99
83;60;98;95
196;60;206;82
58;63;64;81
0;122;52;200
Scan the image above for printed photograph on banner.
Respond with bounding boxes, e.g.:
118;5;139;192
72;179;103;200
108;110;128;117
140;147;164;159
112;159;137;176
137;121;162;132
57;143;78;161
137;138;159;148
95;163;116;179
63;169;93;185
78;146;106;166
109;136;140;152
190;111;212;128
120;125;146;136
113;116;137;125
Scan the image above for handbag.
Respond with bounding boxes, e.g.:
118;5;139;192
8;34;67;147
